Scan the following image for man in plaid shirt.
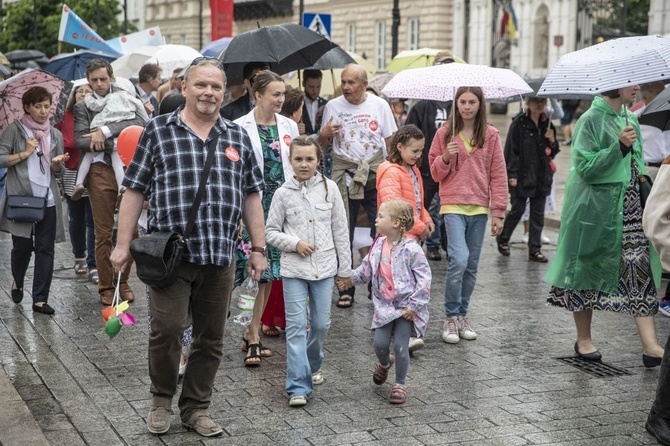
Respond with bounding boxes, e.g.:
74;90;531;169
111;57;267;438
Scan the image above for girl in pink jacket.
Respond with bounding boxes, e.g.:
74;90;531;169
428;86;508;345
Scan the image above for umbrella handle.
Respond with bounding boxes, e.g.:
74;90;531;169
623;104;629;127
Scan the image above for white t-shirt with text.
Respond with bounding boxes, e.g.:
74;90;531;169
321;94;397;163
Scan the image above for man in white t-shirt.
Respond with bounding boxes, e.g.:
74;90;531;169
318;64;397;308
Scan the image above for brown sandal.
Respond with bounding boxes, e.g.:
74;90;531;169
497;242;510;256
261;324;281;337
336;295;354;308
373;355;394;385
389;384;407;404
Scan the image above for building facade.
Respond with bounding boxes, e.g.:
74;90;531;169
143;0;668;77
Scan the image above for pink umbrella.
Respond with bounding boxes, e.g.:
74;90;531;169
0;68;72;135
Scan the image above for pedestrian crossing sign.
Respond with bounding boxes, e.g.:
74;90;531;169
303;13;332;40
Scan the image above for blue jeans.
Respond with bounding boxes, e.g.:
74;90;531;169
283;277;333;398
65;195;96;269
443;214;488;317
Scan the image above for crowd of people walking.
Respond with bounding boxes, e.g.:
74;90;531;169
1;46;670;444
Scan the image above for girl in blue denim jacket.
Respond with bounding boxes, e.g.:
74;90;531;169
337;199;431;404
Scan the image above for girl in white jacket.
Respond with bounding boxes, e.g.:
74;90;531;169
265;136;352;407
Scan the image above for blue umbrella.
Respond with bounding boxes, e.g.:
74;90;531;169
201;37;232;58
43;51;117;81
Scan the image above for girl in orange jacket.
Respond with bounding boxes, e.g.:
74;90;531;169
376;125;435;243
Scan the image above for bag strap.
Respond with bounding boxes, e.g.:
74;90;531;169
183;137;218;240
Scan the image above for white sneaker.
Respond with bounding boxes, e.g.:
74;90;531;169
408;337;425;353
522;233;529;244
541;234;551;244
289;395;307;406
457;316;477;340
312;369;324;385
442;317;460;344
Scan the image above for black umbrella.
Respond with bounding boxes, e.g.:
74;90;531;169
5;49;47;62
219;23;337;84
0;65;11;78
308;46;355;70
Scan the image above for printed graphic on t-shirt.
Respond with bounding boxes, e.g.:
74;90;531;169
333;111;382;158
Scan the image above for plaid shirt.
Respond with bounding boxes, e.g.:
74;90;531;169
123;108;264;267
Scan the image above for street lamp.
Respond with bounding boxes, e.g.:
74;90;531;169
391;0;400;58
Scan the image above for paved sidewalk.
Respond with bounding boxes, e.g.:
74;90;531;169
0;111;666;446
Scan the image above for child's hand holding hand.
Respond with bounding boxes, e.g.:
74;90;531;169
336;276;352;291
296;240;315;257
401;308;416;321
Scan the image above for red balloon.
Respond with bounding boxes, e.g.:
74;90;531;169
117;125;144;167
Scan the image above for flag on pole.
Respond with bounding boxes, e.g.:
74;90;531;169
499;7;509;38
58;4;122;56
497;1;519;39
507;2;519;39
107;27;163;55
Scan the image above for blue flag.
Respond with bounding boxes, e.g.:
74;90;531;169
58;4;122;57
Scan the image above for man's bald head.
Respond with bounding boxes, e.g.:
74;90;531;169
341;64;368;105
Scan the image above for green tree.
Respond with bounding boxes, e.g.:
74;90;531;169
0;0;137;57
596;0;650;36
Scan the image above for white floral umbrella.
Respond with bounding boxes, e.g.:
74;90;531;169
539;35;670;98
381;63;533;101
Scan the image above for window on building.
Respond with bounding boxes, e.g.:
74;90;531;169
181;34;187;45
408;18;420;50
347;23;356;53
376;21;386;70
165;35;172;44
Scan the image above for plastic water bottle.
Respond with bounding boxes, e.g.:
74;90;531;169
233;276;258;326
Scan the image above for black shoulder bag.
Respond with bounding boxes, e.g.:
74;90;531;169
130;138;218;288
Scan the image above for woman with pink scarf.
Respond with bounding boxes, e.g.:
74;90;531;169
0;86;69;315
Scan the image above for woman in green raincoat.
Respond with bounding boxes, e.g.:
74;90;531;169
545;85;664;367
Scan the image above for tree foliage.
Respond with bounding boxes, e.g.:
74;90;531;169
0;0;137;57
596;0;650;36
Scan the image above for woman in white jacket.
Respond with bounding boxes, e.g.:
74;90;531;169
234;71;299;366
266;136;352;406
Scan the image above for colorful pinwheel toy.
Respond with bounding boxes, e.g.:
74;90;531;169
102;275;136;338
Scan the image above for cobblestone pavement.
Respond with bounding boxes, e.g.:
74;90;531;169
1;111;668;445
0;221;668;446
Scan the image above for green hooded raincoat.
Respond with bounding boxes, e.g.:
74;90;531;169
544;96;661;294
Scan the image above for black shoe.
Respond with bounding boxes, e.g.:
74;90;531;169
427;247;442;261
11;281;23;303
529;251;548;263
497;242;510;256
574;342;602;361
32;303;55;315
643;354;663;368
646;411;670;446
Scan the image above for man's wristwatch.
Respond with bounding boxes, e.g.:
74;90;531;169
251;246;266;255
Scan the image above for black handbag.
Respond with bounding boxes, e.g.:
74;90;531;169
639;174;653;209
130;138;218;288
6;191;47;223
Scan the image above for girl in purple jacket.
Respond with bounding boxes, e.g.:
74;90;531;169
337;199;431;405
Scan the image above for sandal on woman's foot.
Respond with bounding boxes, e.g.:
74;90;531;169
529;251;548;263
241;337;272;357
336;295;354;308
88;269;99;284
10;281;23;304
389;384;407;404
74;258;87;274
244;344;262;367
497;242;510;256
262;324;280;337
373;355;395;385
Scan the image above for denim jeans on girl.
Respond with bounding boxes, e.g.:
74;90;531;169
443;214;488;317
373;317;413;385
283;277;333;397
